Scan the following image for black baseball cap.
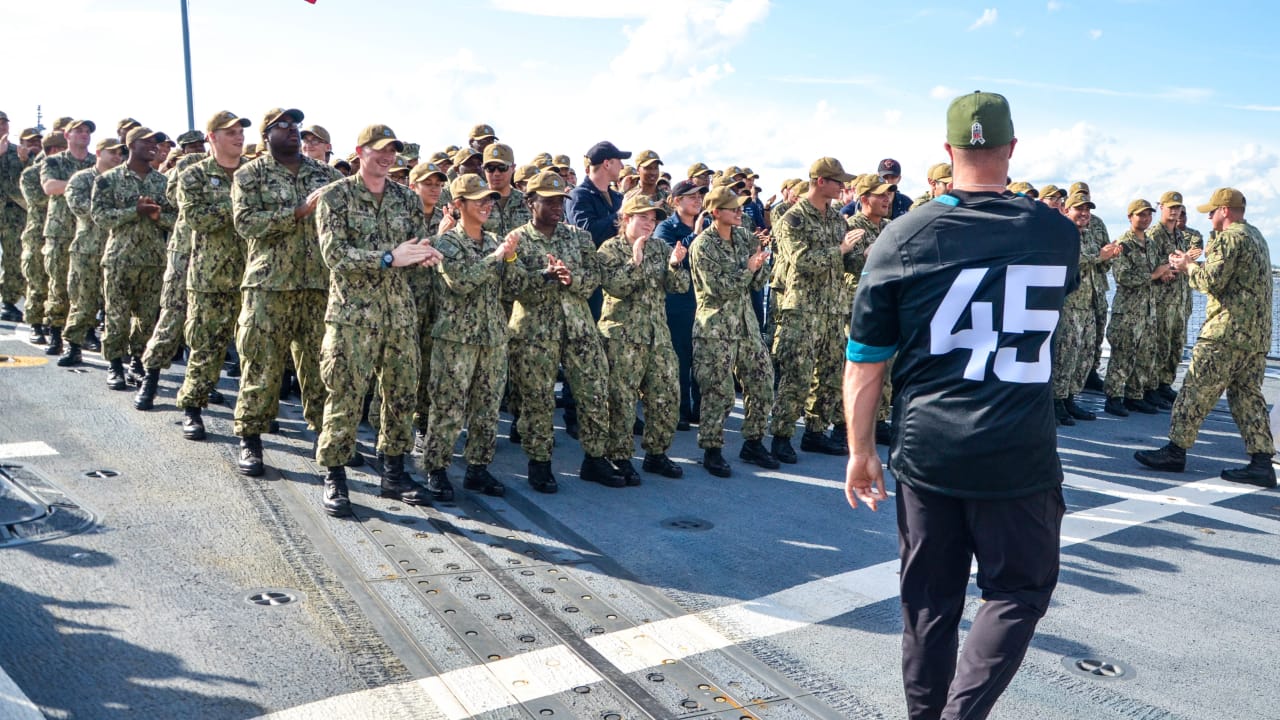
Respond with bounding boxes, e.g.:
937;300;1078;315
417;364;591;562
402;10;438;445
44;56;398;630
585;141;631;165
671;179;708;197
877;158;902;177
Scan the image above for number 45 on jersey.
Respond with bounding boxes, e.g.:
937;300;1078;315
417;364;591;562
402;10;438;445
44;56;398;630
930;265;1067;384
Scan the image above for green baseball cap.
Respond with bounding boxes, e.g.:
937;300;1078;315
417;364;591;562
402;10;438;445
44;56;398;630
176;129;205;146
401;142;420;160
449;173;499;201
946;91;1014;149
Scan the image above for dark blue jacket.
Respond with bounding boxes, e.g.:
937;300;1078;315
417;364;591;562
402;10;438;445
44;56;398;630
654;213;697;313
566;179;622;247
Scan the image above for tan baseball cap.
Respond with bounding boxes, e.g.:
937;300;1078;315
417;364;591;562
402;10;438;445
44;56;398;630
117;117;141;134
619;193;668;220
741;167;759;179
712;173;745;190
703;186;748;211
1158;190;1184;207
1196;188;1246;213
449;173;500;201
927;163;953;183
1065;192;1095;210
19;128;42;141
1069;181;1090;195
482;143;514;167
52;117;74;131
1007;181;1036;196
686;162;712;179
124;127;167;146
451;147;480;167
513;164;540;184
1039;184;1065;200
526;170;572;199
553;154;572;169
175;130;205;146
469;123;497;141
260;108;304;133
1127;199;1155;216
96;137;125;153
428;151;450;165
207;110;251;133
65;119;96;133
356;124;404;151
809;157;855;182
855;174;896;197
408;161;448;184
42;133;68;150
301;125;330;143
635;149;662;167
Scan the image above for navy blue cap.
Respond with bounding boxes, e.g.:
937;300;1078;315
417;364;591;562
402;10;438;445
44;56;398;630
585;141;631;165
671;179;708;197
877;158;902;177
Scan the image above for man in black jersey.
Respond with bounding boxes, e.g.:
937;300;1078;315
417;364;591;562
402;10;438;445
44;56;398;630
843;91;1078;720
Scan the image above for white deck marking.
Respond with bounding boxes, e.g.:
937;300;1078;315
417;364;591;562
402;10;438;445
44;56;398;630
0;442;57;460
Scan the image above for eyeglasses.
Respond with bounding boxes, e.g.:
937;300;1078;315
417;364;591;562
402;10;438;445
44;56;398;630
484;164;510;174
269;120;299;131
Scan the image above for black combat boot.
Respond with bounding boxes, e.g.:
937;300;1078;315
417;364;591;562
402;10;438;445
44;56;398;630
106;358;127;390
1104;397;1129;417
1221;454;1277;488
1084;369;1106;393
828;423;848;453
642;452;683;478
528;460;558;494
613;458;642;486
322;466;352;517
380;454;432;505
126;357;145;386
134;368;161;410
632;418;645;436
1065;395;1096;421
770;435;798;464
580;454;625;487
509;414;522;444
346;449;365;467
182;407;206;441
1156;383;1178;403
44;327;63;355
83;327;100;352
702;447;732;478
0;302;22;322
464;464;506;496
207;388;225;405
739;439;780;469
1054;399;1075;426
1134;442;1186;472
425;467;454;502
1143;389;1172;411
238;434;264;476
57;342;83;367
801;429;843;455
1124;396;1158;414
563;406;579;440
28;324;47;345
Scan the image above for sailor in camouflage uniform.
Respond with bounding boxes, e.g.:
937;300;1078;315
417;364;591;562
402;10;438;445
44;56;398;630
1071;181;1114;392
57;138;124;366
1149;191;1203;403
406;161;447;449
422;173;523;500
20;133;62;344
1136;188;1276;487
689;186;777;477
314;124;444;517
171;112;253;439
908;163;952;211
768;157;861;465
0;112;32;322
596;194;690;486
90;127;176;391
230;108;343;477
1103;199;1170;416
39;120;97;356
506;171;621;492
842;174;894;449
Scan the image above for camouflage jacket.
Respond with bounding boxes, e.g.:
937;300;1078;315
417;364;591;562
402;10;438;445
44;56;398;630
41;151;94;240
317;175;430;330
506;222;601;343
1184;227;1204;252
231;154;342;291
843;212;886;302
768;200;792;229
432;227;524;347
482;188;532;238
1188;221;1272;352
908;192;933;211
179;155;246;294
1063;226;1099;312
65;166;103;256
164;153;206;256
773;198;846;315
407;204;443;317
597;232;690;345
91;164;175;268
1110;229;1160;320
689;225;769;340
1149;223;1188;301
0;144;24;210
1086;214;1112;294
20;161;47;237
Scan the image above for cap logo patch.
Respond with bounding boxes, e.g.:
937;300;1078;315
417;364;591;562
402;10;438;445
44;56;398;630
383;128;391;137
970;122;985;145
211;178;221;187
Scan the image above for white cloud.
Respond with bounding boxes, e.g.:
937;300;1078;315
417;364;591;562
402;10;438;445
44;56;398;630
1047;0;1062;11
969;8;998;30
930;85;959;100
883;110;903;125
487;0;650;19
1089;28;1103;39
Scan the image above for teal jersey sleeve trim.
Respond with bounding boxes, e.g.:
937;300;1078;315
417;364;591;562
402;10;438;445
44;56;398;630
934;194;960;207
846;338;895;363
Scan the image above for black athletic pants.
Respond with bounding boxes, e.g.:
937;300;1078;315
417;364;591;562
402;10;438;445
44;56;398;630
896;481;1064;720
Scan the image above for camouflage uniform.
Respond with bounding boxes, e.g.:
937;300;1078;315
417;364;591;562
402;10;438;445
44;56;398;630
90;164;176;362
40;152;95;328
845;211;891;423
482;188;531;238
1104;229;1160;400
1150;222;1191;388
174;156;245;410
0;145;24;305
1052;225;1100;399
768;200;792;230
62;166;106;346
230;155;342;436
19;161;49;328
596;232;690;460
407;205;443;431
422;227;525;471
1085;214;1112;374
1169;221;1274;454
507;221;610;462
768;198;847;438
314;175;429;467
140;153;206;370
689;224;772;449
908;192;933;211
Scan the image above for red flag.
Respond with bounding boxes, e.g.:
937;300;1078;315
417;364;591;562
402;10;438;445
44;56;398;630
303;0;315;3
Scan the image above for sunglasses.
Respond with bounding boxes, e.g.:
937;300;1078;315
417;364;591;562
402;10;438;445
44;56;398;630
269;120;300;131
484;164;511;173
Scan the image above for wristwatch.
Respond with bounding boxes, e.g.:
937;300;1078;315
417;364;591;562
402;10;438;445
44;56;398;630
381;250;394;268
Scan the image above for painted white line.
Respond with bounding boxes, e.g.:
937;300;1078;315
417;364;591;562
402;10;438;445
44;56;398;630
0;442;57;460
0;665;45;720
255;472;1277;719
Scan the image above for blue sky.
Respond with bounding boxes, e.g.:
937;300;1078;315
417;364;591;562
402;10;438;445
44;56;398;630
4;0;1278;258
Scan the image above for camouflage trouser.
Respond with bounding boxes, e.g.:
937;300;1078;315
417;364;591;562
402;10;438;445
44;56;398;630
175;290;238;409
102;262;162;360
1158;286;1191;386
1103;314;1149;400
693;334;773;449
140;248;190;370
42;238;72;327
769;308;842;437
63;251;103;345
1169;340;1274;455
1052;305;1095;399
510;334;609;462
20;225;47;326
0;208;23;303
233;288;326;436
414;306;435;430
423;340;506;470
1090;288;1109;373
602;336;678;459
316;322;419;467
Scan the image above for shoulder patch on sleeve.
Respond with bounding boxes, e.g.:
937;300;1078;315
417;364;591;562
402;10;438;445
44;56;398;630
934;195;960;207
786;212;801;228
